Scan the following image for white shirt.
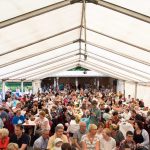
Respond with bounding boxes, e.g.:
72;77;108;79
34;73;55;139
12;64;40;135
122;112;131;121
103;113;111;121
100;137;116;150
34;117;50;130
96;133;103;140
6;101;12;108
67;120;79;134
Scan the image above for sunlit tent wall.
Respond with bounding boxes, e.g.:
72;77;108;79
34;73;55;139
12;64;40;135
117;80;150;107
0;0;150;106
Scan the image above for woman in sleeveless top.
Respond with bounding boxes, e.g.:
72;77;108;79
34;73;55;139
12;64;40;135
133;121;149;150
81;124;100;150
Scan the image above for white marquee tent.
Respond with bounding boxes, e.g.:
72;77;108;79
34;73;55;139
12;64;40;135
0;0;150;105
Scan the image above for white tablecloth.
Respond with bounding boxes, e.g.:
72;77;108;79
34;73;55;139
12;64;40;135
23;120;36;134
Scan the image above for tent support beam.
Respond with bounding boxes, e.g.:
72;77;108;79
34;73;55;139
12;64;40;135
81;52;150;80
1;49;79;77
81;49;150;76
0;39;79;68
80;62;139;82
0;0;76;28
91;0;150;24
123;80;125;99
81;40;150;66
84;27;150;53
80;60;141;82
80;60;143;82
0;26;81;56
27;61;78;80
6;52;80;79
135;82;138;99
22;59;78;78
2;80;6;100
79;1;84;61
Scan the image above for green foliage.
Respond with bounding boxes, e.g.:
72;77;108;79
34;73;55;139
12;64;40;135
0;82;32;92
68;66;89;71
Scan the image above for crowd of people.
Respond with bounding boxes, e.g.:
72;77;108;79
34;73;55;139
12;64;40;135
0;86;149;150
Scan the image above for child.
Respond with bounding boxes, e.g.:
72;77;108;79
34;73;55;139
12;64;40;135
54;138;63;150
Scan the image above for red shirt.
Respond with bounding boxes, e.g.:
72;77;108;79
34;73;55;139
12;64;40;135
0;137;9;149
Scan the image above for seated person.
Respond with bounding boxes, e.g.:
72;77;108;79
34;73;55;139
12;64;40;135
12;109;25;125
0;128;9;150
7;143;19;150
73;121;87;150
112;111;120;124
34;111;50;131
110;124;124;147
133;121;149;150
100;128;116;150
33;129;50;150
53;138;63;150
119;131;136;150
47;124;68;150
129;110;145;124
10;124;29;150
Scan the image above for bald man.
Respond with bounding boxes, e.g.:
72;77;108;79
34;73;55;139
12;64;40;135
73;122;87;150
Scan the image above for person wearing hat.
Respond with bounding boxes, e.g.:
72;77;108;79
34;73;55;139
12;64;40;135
53;138;63;150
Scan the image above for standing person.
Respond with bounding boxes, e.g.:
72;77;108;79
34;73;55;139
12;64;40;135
89;100;101;126
126;95;131;103
119;131;136;150
10;124;29;150
33;129;50;150
67;115;80;137
81;124;100;150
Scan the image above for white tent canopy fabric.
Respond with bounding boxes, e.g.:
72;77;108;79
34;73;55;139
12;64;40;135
0;0;150;83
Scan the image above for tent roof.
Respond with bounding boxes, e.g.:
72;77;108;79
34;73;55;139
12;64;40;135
0;0;150;82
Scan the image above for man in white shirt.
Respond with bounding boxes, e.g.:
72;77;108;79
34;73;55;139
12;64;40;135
126;95;131;103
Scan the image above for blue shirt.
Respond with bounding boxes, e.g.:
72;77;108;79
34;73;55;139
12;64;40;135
12;115;25;125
